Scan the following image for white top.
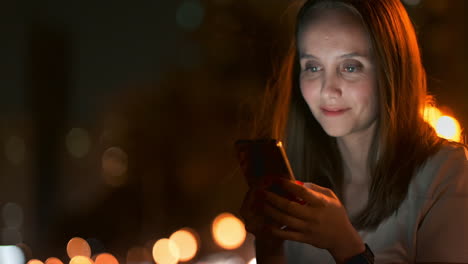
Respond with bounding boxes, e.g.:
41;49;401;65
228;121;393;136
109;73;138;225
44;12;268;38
284;142;468;263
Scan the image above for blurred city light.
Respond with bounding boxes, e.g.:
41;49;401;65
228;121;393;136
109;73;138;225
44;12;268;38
211;213;246;250
66;128;91;158
4;136;26;165
152;238;180;264
95;253;119;264
69;256;94;264
67;237;92;259
0;245;26;264
45;257;64;264
435;115;462;142
102;147;128;187
169;228;199;262
26;260;44;264
176;0;204;31
423;106;462;142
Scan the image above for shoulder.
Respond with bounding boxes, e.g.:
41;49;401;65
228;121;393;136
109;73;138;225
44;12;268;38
413;141;468;199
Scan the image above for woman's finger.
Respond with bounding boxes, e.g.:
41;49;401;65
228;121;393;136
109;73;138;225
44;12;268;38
262;201;309;231
273;178;326;207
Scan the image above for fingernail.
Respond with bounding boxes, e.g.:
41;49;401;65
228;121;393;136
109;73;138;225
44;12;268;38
295;180;304;186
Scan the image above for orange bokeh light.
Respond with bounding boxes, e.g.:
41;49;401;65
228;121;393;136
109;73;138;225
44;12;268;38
152;238;180;264
211;213;246;250
169;228;199;262
67;237;92;259
45;257;64;264
69;256;94;264
27;260;44;264
95;253;119;264
423;106;442;128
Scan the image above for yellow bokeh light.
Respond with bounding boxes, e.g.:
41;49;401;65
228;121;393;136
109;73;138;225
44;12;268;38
69;256;94;264
152;238;180;264
67;237;91;259
45;257;64;264
423;106;442;128
436;116;462;142
27;260;44;264
169;228;199;262
212;213;246;250
95;253;119;264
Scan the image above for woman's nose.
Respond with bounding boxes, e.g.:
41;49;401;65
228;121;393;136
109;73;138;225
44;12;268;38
321;73;342;99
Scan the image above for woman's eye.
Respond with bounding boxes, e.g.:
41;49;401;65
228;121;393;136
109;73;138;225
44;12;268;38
305;64;322;72
342;63;362;73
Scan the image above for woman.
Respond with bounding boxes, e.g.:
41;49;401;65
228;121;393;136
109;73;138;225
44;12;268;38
240;0;468;263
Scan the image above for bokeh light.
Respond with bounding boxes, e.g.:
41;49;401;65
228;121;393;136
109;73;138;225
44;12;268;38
0;245;26;264
4;136;26;165
176;0;204;31
67;237;92;259
248;258;257;264
95;253;118;264
152;238;180;264
69;256;94;264
102;147;128;187
435;116;462;142
66;128;91;158
211;213;246;250
169;228;199;262
26;260;44;264
45;257;64;264
423;106;442;128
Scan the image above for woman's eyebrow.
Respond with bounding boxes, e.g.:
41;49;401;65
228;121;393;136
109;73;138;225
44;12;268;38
299;51;370;60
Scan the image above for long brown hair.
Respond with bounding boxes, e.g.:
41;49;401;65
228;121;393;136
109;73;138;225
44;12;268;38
254;0;444;230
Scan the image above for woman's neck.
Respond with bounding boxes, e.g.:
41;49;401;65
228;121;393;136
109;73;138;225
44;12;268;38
337;122;377;185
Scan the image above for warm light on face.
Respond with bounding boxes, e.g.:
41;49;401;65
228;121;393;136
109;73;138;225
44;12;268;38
95;253;118;264
169;228;199;262
212;213;246;250
67;237;92;259
435;116;462;142
69;256;94;264
152;238;180;264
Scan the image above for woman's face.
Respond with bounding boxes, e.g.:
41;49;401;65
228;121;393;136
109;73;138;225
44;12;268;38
298;8;378;140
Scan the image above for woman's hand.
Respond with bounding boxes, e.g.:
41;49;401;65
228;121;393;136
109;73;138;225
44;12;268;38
259;177;365;264
239;178;286;263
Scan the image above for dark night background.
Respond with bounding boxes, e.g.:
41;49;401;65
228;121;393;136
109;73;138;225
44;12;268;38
0;0;466;263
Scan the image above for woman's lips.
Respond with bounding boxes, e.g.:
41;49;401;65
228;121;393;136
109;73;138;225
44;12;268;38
320;107;350;116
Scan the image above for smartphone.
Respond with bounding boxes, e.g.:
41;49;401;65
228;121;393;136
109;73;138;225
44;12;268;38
235;139;296;192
